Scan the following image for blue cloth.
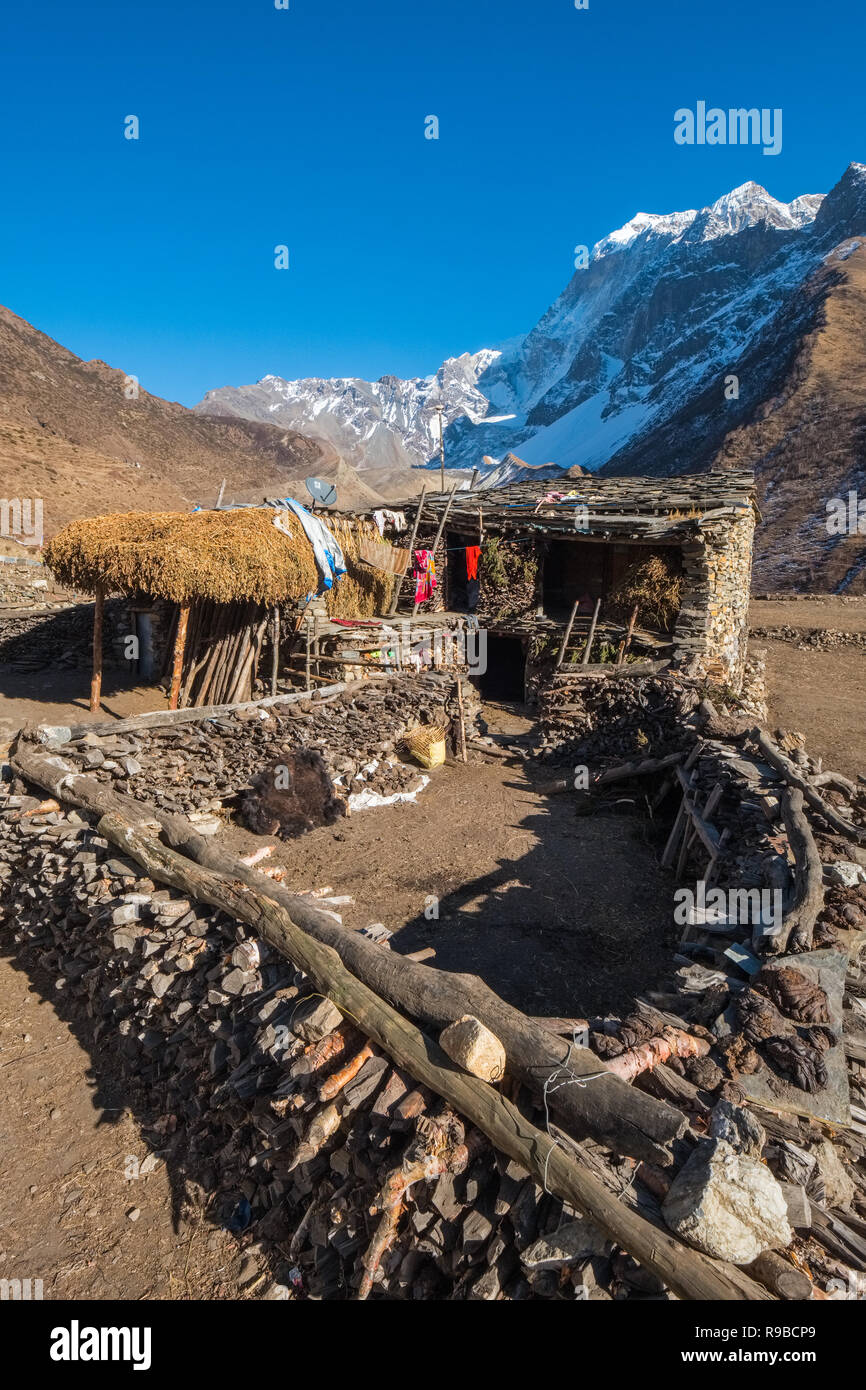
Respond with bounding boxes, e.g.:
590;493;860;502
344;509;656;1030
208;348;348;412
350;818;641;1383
279;498;346;592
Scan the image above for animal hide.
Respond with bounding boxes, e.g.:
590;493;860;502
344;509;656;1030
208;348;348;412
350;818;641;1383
241;749;346;839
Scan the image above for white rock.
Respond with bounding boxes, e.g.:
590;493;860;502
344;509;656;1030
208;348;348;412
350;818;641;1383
439;1015;506;1082
662;1138;792;1263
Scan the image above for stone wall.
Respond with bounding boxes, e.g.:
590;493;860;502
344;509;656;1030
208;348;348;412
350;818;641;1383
672;510;755;692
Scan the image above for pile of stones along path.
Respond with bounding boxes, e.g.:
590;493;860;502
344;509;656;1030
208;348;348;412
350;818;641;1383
44;675;480;819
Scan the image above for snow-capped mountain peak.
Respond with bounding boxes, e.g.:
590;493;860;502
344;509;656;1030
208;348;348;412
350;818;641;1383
196;164;865;487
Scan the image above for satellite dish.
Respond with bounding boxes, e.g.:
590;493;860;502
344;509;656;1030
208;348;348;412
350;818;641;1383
305;476;337;506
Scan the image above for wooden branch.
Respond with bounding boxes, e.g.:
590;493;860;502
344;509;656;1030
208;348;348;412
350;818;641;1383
604;1026;709;1083
594;751;686;786
33;679;381;744
90;584;104;713
763;787;825;956
12;743;689;1167
751;728;866;846
581;597;602;665
555;599;579;670
86;807;770;1301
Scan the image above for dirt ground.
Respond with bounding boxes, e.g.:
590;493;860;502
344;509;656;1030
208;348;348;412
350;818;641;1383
749;597;866;783
0;668;165;754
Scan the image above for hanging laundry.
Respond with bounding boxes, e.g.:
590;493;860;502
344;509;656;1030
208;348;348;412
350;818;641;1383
372;508;407;536
412;549;437;604
273;500;346;592
465;545;481;581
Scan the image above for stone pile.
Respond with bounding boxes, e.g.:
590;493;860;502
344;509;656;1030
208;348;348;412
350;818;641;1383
47;675;480;821
0;600;128;671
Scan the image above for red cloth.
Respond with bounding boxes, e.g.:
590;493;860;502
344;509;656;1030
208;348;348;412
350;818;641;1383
413;549;437;604
465;545;481;581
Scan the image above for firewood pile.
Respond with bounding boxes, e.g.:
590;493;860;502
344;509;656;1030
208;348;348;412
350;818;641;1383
0;794;655;1301
44;675;479;823
537;674;702;764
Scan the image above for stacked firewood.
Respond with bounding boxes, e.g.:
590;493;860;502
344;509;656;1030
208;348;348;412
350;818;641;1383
0;796;636;1301
537;674;702;764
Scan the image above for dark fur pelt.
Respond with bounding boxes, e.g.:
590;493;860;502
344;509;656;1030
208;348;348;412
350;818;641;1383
240;748;346;839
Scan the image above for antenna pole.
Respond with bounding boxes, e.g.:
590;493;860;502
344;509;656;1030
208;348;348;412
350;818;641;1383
436;404;445;493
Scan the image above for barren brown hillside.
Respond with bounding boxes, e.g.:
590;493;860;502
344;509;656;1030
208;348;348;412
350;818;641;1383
0;304;390;535
715;243;866;592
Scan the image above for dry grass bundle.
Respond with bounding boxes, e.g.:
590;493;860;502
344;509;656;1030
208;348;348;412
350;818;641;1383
607;551;683;631
45;509;393;613
326;518;396;618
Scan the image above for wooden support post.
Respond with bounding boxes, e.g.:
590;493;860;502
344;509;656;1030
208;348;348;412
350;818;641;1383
169;602;191;710
581;596;602;665
270;605;280;696
90;584;104;713
456;678;468;763
555;599;580;671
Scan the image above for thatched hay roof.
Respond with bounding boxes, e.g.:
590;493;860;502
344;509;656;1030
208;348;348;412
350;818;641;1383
45;509;394;614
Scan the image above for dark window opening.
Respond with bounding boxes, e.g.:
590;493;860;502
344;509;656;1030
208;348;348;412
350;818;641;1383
479;634;526;702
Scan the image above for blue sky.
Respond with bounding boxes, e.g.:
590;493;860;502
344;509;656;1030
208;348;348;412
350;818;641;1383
0;0;860;406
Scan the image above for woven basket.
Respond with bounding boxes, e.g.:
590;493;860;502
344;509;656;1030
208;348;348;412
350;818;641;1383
403;723;447;769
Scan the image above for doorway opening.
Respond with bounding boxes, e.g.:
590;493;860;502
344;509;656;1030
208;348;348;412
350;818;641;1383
479;634;526;702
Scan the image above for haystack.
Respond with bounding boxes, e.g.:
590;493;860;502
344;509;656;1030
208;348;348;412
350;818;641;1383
607;551;683;632
45;509;392;613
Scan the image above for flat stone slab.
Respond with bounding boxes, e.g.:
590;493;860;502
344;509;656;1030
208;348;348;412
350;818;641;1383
739;946;851;1126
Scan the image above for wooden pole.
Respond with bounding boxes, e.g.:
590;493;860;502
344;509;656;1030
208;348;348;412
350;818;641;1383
270;605;280;696
388;485;427;615
168;602;191;710
616;605;640;666
415;483;457;614
456;678;468;762
580;596;602;666
435;403;445;492
90;584;104;713
555;599;580;671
